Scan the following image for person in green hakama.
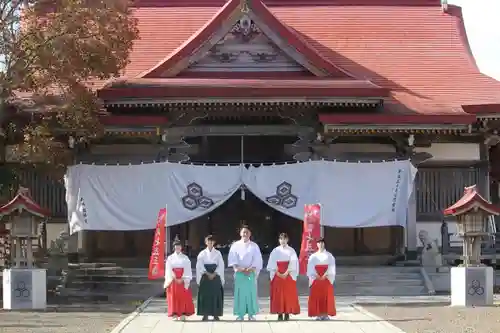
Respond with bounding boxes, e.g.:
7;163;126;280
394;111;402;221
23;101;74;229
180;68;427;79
228;225;263;321
196;235;225;321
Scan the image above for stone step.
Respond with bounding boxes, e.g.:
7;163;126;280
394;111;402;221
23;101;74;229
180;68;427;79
69;281;160;290
68;263;119;269
335;285;426;295
335;273;422;281
337;267;420;274
72;274;151;282
336;279;423;287
61;265;428;297
59;289;154;302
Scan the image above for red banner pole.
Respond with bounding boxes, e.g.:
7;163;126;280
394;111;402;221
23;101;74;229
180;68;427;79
298;204;322;275
148;208;167;280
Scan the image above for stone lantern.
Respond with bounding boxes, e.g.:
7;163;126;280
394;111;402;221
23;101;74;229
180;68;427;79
0;187;49;310
443;185;498;307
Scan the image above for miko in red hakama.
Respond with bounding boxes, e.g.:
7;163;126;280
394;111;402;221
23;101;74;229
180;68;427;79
307;264;336;317
270;261;301;316
166;267;195;317
306;247;337;319
165;252;195;319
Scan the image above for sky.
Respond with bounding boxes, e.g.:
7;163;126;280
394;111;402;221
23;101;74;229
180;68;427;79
450;0;500;81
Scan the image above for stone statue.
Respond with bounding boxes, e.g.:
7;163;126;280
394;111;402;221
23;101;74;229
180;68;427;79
48;230;69;254
419;230;443;268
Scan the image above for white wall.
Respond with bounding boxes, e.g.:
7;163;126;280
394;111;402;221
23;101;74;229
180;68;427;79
416;143;480;161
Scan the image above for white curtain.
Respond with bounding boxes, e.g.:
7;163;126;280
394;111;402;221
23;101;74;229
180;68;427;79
243;160;416;228
66;160;417;233
66;162;243;233
315;160;417;228
242;161;322;220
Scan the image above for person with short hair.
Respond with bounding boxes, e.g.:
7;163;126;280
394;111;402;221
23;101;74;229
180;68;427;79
267;233;300;321
196;235;225;321
306;237;337;320
228;225;263;321
164;239;195;321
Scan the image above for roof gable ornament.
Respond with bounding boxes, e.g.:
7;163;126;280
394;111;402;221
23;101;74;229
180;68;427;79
441;0;448;12
138;0;357;79
240;0;250;13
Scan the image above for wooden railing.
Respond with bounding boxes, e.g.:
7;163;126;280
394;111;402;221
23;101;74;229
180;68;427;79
11;167;66;218
415;166;487;221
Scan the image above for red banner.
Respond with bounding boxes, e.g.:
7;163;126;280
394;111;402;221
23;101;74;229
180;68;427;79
299;204;322;275
148;208;166;280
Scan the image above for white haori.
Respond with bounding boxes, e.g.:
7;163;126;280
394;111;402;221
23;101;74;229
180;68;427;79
195;248;226;285
228;240;263;276
267;245;299;281
306;250;336;286
164;252;192;289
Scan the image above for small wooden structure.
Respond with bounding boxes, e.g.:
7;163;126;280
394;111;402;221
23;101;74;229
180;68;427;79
444;185;500;266
0;187;50;268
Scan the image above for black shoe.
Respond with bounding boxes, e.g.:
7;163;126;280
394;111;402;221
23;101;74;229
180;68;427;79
284;314;290;321
202;316;208;321
214;316;220;321
278;314;283;321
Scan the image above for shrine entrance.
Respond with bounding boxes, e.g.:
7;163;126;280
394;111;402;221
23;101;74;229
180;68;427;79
171;132;303;256
170;189;303;256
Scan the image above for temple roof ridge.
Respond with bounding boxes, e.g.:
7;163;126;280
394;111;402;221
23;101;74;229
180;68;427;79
132;0;443;8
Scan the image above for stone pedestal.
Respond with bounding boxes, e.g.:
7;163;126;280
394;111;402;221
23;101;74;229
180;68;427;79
451;266;494;307
2;269;47;310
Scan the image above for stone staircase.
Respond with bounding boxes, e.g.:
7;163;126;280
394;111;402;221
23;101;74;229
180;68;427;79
58;263;162;302
56;264;427;301
334;266;427;296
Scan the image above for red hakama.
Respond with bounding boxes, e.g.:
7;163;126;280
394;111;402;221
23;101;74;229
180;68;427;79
308;264;336;317
270;261;301;315
166;268;195;317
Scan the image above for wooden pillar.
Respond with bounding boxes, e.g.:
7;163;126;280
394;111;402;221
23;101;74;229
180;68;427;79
406;184;418;259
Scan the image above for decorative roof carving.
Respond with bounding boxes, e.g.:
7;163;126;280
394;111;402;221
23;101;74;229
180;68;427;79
186;15;307;73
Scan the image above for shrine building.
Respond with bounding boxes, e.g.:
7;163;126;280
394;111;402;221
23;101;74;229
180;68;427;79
10;0;500;265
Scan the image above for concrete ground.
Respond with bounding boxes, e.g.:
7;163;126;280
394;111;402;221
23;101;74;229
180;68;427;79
111;296;406;333
361;302;500;333
0;303;138;333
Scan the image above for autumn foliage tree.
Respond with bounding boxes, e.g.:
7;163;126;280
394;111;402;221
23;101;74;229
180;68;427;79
0;0;138;170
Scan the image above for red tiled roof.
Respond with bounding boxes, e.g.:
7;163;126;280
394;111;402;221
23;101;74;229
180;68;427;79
443;185;500;216
99;0;500;121
0;187;50;218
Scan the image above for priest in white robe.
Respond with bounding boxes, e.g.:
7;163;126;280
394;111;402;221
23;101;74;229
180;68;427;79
228;225;263;321
267;233;300;320
196;235;225;321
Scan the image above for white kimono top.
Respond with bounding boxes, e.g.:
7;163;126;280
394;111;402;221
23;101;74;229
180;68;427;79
164;252;192;289
196;247;225;285
306;250;336;286
266;245;299;281
228;240;263;276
